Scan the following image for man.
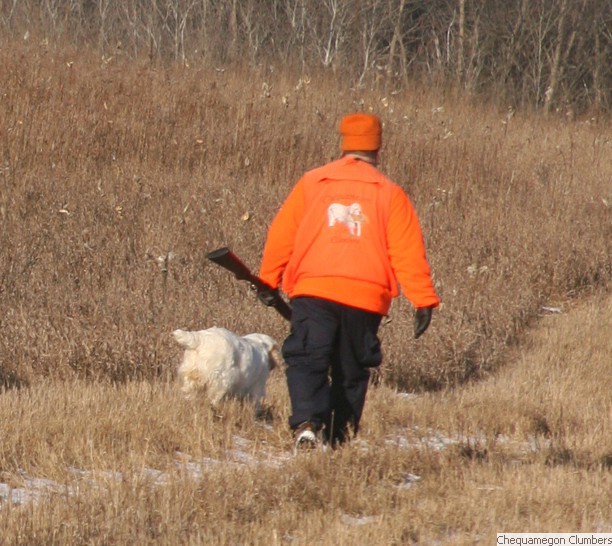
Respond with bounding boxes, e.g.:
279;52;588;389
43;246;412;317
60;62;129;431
259;113;439;451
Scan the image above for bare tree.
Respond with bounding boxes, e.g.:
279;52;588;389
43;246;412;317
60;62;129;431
305;0;351;69
384;0;427;85
543;0;568;113
456;0;465;84
1;0;610;112
1;0;21;28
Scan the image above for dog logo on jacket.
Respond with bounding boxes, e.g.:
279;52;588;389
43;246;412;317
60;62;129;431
173;327;282;416
327;202;368;237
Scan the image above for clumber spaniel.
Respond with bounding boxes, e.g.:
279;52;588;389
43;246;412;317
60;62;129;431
172;327;281;415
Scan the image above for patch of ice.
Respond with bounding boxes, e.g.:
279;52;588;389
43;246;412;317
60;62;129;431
0;429;562;509
397;473;422;490
341;514;382;526
541;305;562;314
0;482;29;505
396;392;420;401
0;473;78;506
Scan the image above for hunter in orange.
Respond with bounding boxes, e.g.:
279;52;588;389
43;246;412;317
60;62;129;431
259;112;439;451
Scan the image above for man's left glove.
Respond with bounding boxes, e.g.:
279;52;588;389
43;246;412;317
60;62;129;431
414;306;434;339
257;287;280;307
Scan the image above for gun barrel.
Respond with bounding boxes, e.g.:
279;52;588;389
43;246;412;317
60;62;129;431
206;247;252;282
206;246;292;321
206;247;231;262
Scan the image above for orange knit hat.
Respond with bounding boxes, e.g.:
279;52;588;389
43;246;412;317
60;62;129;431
339;113;382;151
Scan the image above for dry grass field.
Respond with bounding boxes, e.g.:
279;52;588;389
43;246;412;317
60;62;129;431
0;38;610;545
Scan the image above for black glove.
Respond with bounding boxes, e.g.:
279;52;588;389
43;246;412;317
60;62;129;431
257;287;280;307
414;306;434;339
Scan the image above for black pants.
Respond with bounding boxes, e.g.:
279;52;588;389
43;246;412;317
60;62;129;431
282;296;383;445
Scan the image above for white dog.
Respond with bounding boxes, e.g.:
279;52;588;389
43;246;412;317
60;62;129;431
172;327;281;415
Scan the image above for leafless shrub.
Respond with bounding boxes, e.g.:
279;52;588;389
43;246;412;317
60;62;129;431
1;1;610;111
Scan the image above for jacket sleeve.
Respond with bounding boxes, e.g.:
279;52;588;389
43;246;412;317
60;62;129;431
259;180;305;289
387;185;440;308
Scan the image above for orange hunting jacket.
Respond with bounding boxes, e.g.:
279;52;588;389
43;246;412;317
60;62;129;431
259;156;440;315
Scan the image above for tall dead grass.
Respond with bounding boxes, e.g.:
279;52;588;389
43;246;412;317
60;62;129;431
1;40;610;390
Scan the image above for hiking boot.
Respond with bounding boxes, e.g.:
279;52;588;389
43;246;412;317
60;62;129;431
293;422;318;453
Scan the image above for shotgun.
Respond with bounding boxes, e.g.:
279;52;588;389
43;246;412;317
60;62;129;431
206;247;292;321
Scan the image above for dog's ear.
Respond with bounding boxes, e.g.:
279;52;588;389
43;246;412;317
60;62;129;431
268;345;283;370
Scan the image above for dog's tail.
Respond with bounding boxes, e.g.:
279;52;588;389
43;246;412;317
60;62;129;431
172;329;199;350
268;345;282;370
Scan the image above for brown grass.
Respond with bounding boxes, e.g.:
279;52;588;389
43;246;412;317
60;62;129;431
0;40;610;544
0;297;609;544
